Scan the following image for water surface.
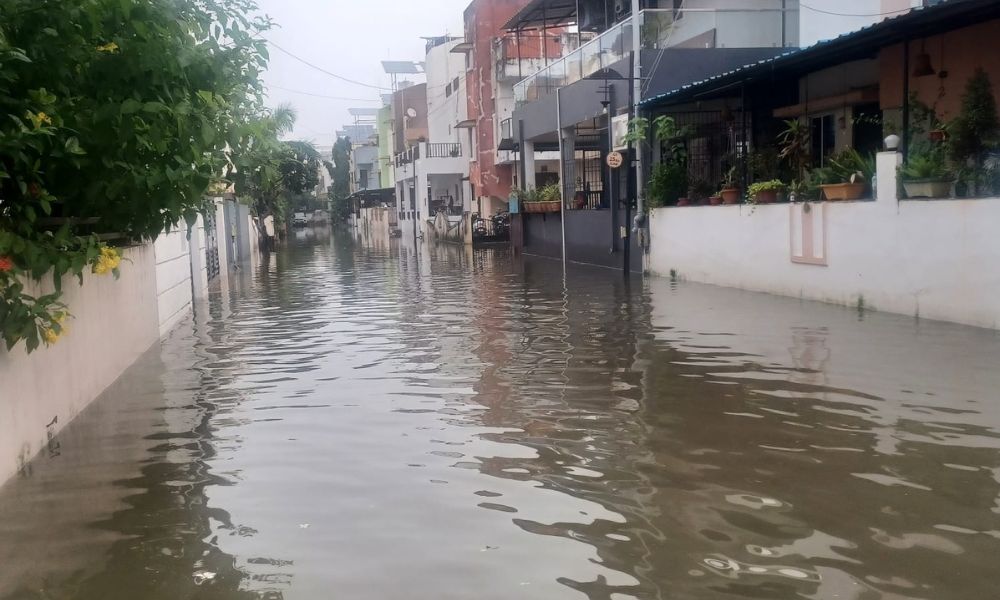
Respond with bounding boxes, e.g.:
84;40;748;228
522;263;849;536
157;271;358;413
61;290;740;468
2;230;1000;599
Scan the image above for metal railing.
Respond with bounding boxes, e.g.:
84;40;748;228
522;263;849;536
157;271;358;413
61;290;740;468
394;142;462;166
513;8;796;106
425;142;462;158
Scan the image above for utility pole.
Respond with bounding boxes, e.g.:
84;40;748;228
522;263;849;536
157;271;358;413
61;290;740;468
631;0;643;216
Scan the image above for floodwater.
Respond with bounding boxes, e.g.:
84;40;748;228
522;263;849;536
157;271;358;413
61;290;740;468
2;229;1000;600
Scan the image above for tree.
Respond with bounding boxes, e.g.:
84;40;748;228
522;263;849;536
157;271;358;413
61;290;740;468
1;0;272;352
227;106;322;241
328;136;352;222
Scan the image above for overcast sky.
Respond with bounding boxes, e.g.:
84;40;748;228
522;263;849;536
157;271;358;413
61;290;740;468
256;0;470;146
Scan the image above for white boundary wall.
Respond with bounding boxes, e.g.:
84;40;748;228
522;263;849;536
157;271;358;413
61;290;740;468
648;151;1000;330
0;205;249;485
0;245;161;482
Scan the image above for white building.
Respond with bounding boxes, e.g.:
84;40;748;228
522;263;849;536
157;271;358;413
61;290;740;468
394;37;473;243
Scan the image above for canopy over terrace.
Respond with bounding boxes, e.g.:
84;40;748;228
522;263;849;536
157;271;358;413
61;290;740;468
502;0;580;32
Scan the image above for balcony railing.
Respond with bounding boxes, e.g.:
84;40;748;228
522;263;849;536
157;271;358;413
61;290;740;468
394;142;462;167
513;8;797;106
493;31;592;82
425;142;462;158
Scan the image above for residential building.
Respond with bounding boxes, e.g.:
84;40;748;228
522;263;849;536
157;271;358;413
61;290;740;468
502;0;930;271
642;0;1000;328
394;37;473;243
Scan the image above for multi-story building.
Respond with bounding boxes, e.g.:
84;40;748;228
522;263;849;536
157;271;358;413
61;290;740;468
394;38;472;242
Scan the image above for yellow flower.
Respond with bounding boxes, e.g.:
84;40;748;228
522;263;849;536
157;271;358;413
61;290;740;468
92;246;121;275
43;328;60;345
25;111;53;129
96;42;119;53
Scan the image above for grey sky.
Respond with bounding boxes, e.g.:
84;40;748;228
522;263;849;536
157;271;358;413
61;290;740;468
257;0;471;145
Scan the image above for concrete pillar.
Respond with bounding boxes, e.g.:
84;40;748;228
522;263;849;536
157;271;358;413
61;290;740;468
417;170;429;222
523;140;536;190
561;127;576;208
876;151;903;211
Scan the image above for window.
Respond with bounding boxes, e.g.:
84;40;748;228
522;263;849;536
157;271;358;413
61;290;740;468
810;114;836;166
453;77;460;92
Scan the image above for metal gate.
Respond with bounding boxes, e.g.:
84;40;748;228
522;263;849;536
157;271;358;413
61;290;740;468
203;206;221;281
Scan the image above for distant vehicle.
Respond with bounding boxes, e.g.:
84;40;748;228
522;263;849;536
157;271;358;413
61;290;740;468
292;212;309;227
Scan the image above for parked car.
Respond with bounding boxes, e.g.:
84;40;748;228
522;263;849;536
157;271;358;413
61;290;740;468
292;212;309;227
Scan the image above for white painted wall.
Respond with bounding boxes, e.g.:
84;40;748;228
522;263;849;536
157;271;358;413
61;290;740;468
426;40;468;146
648;152;1000;330
153;226;193;336
0;245;161;484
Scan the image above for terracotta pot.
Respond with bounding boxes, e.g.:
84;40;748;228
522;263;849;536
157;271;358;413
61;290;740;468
929;129;947;142
676;198;690;206
903;180;953;199
820;182;867;201
754;190;778;204
720;188;740;204
708;195;723;206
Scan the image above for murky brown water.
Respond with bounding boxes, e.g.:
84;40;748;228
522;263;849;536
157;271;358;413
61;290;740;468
3;229;1000;600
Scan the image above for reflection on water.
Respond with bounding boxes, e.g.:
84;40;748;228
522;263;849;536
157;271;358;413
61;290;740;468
2;228;1000;600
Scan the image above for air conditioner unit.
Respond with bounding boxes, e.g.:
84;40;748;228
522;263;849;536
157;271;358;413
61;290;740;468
614;0;626;16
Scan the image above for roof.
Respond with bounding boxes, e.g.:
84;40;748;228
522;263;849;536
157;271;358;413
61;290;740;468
381;61;424;75
502;0;578;31
348;107;379;117
641;0;1000;108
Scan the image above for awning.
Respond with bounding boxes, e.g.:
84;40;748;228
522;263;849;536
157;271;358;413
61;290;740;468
641;0;1000;109
502;0;578;31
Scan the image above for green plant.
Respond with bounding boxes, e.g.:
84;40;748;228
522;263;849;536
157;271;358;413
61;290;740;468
538;183;561;203
0;0;272;352
948;68;999;192
900;147;953;181
648;162;687;207
720;165;739;189
826;148;875;184
778;119;812;181
746;179;786;203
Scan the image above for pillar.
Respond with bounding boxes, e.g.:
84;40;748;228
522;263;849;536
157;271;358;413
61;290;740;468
523;140;537;190
561;127;576;208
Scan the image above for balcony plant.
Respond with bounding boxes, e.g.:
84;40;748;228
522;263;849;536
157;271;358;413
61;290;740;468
900;147;954;198
522;184;561;213
819;149;875;201
746;179;786;205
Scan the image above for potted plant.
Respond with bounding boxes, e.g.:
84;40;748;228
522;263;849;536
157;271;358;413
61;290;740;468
746;180;785;204
900;148;954;198
533;183;561;212
719;166;740;204
819;149;874;201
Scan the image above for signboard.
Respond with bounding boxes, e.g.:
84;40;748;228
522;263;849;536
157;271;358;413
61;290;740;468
606;151;624;169
611;113;630;151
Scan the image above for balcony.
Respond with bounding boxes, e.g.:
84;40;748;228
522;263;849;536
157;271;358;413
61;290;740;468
393;142;466;181
493;31;592;82
513;8;796;105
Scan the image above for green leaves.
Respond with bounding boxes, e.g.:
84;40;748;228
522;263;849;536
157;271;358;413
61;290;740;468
0;0;273;352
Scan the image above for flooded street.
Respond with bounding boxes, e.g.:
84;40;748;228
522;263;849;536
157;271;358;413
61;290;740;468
3;230;1000;600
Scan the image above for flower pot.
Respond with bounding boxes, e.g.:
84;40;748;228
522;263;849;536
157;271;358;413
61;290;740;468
753;190;778;204
720;188;740;204
902;180;953;199
676;198;690;207
820;182;867;201
929;129;947;142
708;195;723;206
